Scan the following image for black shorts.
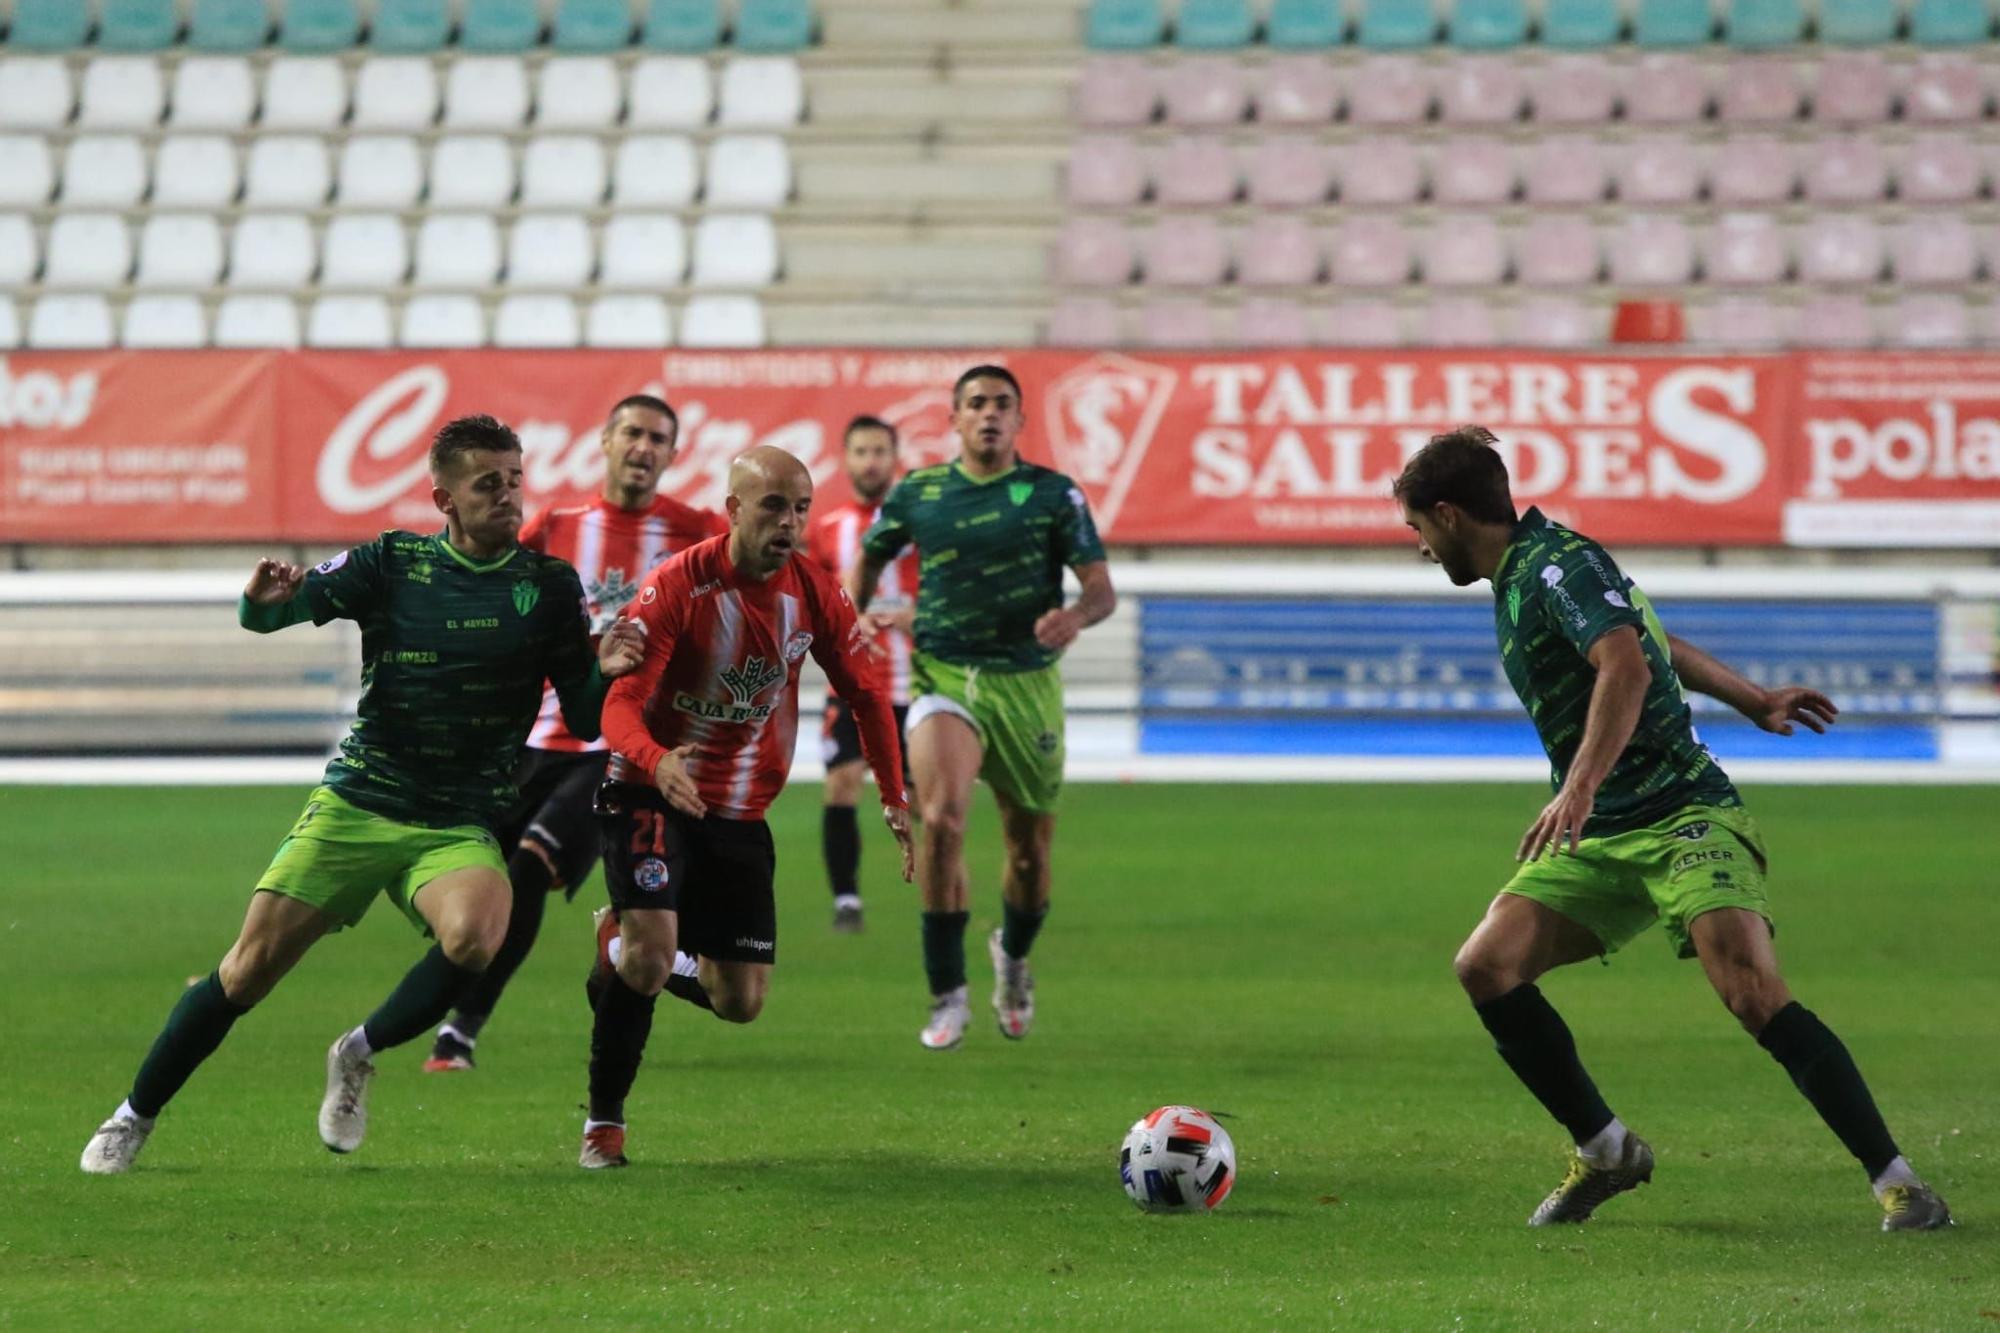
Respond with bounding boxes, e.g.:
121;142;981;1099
499;748;610;892
820;700;910;781
596;781;778;965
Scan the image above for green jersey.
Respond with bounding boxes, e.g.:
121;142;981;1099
1494;508;1739;838
861;460;1107;672
243;530;602;829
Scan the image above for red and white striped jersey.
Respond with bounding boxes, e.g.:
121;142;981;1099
805;498;918;706
604;534;908;821
523;494;726;753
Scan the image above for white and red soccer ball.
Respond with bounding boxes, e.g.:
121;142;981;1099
1120;1105;1236;1214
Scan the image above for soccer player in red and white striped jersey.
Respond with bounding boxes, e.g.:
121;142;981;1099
577;446;913;1168
804;415;919;933
427;394;724;1074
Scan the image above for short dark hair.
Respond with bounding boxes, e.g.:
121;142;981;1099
1391;426;1517;525
952;364;1023;407
429;414;521;477
607;393;678;438
843;414;898;447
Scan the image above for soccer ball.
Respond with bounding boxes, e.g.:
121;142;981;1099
1120;1105;1236;1213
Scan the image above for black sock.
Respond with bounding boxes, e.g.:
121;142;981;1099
921;910;970;995
1474;983;1616;1144
445;848;554;1043
665;970;715;1013
128;972;251;1119
822;805;861;899
363;945;481;1052
1000;900;1048;960
1756;1001;1900;1179
588;972;658;1124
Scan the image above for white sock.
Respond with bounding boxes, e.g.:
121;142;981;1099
341;1025;374;1060
834;894;863;911
934;985;967;1006
1577;1118;1629;1167
1871;1155;1918;1199
438;1023;475;1049
113;1099;153;1126
671;951;700;978
583;1118;623;1133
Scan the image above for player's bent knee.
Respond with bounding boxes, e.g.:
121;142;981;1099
436;915;505;972
1452;942;1517;1002
217;948;280;1006
920;799;967;838
617;940;674;995
710;990;764;1024
1720;977;1789;1032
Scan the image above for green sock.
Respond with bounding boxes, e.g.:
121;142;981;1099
1000;900;1048;961
921;910;970;995
363;946;480;1052
129;972;250;1119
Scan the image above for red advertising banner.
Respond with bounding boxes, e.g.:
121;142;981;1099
0;347;1993;547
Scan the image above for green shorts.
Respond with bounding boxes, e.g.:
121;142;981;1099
1502;804;1772;959
908;651;1065;814
255;786;506;932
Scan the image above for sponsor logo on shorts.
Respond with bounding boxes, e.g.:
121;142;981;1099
1671;821;1712;842
735;936;774;952
634;858;669;891
1672;848;1735;874
1036;730;1059;756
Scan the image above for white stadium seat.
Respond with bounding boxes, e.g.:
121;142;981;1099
536;57;622;129
444;57;530;130
705;135;791;208
493;294;581;348
429;136;516;208
29;295;116;349
718;57;804;128
521;136;608;207
352;57;438;131
243;136;331;209
153;136;240;208
585;294;671;347
171;57;256;131
44;214;133;288
0;136;55;206
0;215;39;286
337;135;424;209
612;135;699;208
262;57;349;131
227;214;317;289
678;295;765;347
307;295;394;348
413;215;502;288
122;295;208;348
0;298;18;349
600;215;687;287
691;213;779;287
213;294;301;347
321;214;410;289
507;214;594;289
61;135;149;208
0;58;74;131
399;295;486;348
629;56;713;128
135;214;225;287
78;57;166;130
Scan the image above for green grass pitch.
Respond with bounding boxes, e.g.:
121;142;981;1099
2;782;1995;1328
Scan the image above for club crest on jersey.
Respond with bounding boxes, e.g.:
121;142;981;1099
512;581;540;617
782;631;814;663
1009;481;1033;507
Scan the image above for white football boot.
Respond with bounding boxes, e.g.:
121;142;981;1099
318;1033;375;1154
920;987;970;1050
988;928;1036;1040
80;1112;154;1175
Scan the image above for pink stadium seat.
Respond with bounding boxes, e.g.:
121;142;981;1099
1141;215;1231;285
1692;298;1791;349
1077;59;1158;127
1522;135;1608;205
1981;226;2000;282
1710;136;1796;204
1511;296;1603;348
1246;138;1334;207
1163;57;1249;127
1797;215;1886;283
1328;216;1414;286
1236;215;1323;286
1794;293;1875;347
1702;214;1790;286
1155;136;1240;206
1055;217;1136;286
1616;136;1703;205
1438;59;1525;125
1904;55;1986;124
1982;302;2000;347
1625;56;1709;124
1234;297;1312;346
1422;215;1507;286
1607;214;1696;285
1898;134;1983;204
1515;215;1601;285
1324;300;1406;346
1346;57;1431;125
1811;52;1893;125
1259;56;1339;125
1066;136;1148;207
1137;299;1223;348
1804;135;1888;203
1886;294;1970;347
1337;139;1423;205
1532;56;1616;125
1891;216;1979;285
1716;58;1802;124
1420;297;1501;347
1046;297;1124;345
1431;138;1515;205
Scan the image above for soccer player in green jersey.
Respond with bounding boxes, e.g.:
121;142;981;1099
80;415;644;1175
853;365;1117;1050
1393;426;1951;1232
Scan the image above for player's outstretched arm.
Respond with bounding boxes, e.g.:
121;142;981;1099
849;550;888;613
238;558;312;633
1668;633;1838;736
1033;560;1117;653
1518;627;1649;862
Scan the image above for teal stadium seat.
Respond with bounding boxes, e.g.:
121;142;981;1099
1540;0;1622;46
1449;0;1529;47
1357;0;1438;48
1176;0;1256;48
1634;0;1714;45
372;0;450;50
645;0;723;50
1267;0;1344;45
1725;0;1804;45
554;0;635;51
1816;0;1899;42
1910;0;1991;42
737;0;814;51
281;0;362;52
460;0;543;51
100;0;180;51
189;0;272;50
8;0;92;49
1087;0;1167;49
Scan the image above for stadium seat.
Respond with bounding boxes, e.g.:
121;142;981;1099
1245;138;1333;207
1904;55;1987;122
1892;216;1979;284
706;134;791;207
1176;0;1256;48
1328;216;1413;287
1235;215;1320;286
445;58;530;129
262;57;349;130
0;58;73;130
281;0;360;51
135;214;225;287
1423;215;1507;286
692;214;780;286
1910;0;1991;42
586;294;672;347
612;136;701;207
1532;56;1616;123
0;216;38;286
321;214;410;289
1710;136;1796;203
679;295;765;347
536;58;624;128
1516;215;1601;285
1690;296;1789;347
213;294;302;346
1793;293;1874;346
333;136;421;209
1522;135;1607;204
79;58;165;129
738;0;815;51
65;134;150;207
1511;296;1602;347
170;57;254;129
371;0;450;51
1431;138;1514;204
1266;0;1343;47
1702;213;1788;285
1154;137;1239;206
1717;58;1802;122
1087;0;1167;50
0;299;18;349
644;0;723;51
1257;57;1338;124
494;293;583;346
7;0;90;51
188;0;269;49
1798;215;1885;283
1899;134;1983;203
1886;294;1970;346
1324;301;1405;345
1054;217;1136;286
1450;0;1529;47
29;296;115;349
1421;297;1501;347
1136;299;1220;348
523;136;610;207
1634;0;1712;45
352;57;439;130
307;296;394;349
718;57;804;127
1358;0;1438;48
45;214;133;288
0;138;54;207
1810;52;1893;124
1076;59;1159;127
1162;57;1250;126
1625;56;1709;122
1804;135;1887;202
122;296;207;348
555;0;634;51
243;137;330;209
430;137;517;207
462;0;543;51
600;215;689;286
1725;0;1804;47
629;57;714;128
1337;139;1423;205
1235;298;1311;346
1067;136;1149;207
1816;0;1898;43
101;0;181;52
1346;56;1430;124
1438;59;1524;123
1607;214;1695;285
1617;136;1702;205
227;215;316;288
414;215;503;288
507;215;594;289
1540;0;1623;47
399;295;487;348
1045;297;1124;345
